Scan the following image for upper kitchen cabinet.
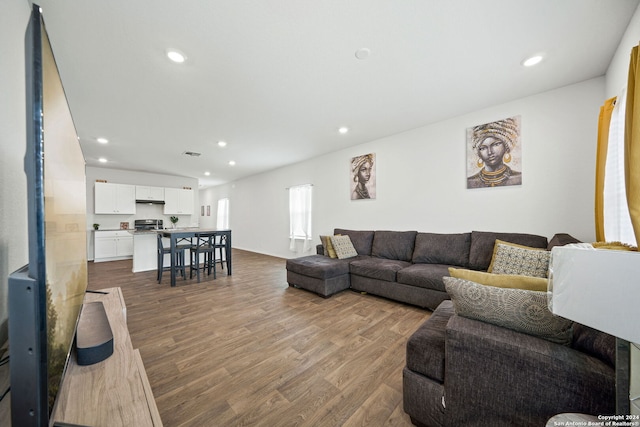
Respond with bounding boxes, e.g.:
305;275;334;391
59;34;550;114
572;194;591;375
94;182;136;214
164;188;193;215
135;185;165;202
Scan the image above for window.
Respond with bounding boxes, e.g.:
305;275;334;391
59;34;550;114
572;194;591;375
289;184;313;251
216;198;229;229
603;91;637;245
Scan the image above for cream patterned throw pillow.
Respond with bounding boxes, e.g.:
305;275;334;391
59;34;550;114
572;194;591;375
330;235;358;259
488;240;551;278
444;276;573;345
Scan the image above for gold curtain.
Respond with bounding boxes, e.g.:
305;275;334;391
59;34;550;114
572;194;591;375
595;97;617;241
625;45;640;244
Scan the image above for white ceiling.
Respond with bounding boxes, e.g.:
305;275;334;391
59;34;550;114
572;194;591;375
35;0;639;188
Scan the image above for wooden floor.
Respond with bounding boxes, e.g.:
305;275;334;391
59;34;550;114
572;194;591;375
88;249;431;427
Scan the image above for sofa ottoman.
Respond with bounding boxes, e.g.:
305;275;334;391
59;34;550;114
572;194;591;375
285;255;352;297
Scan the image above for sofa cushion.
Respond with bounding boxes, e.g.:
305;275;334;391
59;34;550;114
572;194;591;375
487;240;551;278
396;264;451;292
411;232;471;267
468;231;548;271
285;255;351;279
349;258;412;282
334;229;375;256
448;268;548;292
547;233;581;250
330;235;358;259
572;323;616;367
406;300;455;382
371;230;417;261
444;276;573;345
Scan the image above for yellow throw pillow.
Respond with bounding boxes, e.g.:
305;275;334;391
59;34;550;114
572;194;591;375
592;241;638;251
320;235;340;258
448;267;549;292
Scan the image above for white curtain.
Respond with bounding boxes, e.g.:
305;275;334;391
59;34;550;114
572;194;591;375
216;198;229;229
289;184;313;252
604;89;637;245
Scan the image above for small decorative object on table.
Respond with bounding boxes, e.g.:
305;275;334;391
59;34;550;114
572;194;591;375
93;223;100;230
120;222;129;230
170;216;179;228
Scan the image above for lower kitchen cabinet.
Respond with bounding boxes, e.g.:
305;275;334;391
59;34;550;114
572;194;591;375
94;230;134;262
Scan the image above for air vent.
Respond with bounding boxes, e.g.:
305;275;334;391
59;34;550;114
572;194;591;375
182;151;201;157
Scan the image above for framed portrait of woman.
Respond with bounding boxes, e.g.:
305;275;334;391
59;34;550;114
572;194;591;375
351;153;376;200
466;115;522;189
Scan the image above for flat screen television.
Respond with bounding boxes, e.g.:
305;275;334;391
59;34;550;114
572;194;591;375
8;4;88;426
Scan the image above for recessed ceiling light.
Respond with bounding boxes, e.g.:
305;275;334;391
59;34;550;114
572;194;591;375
228;160;236;166
522;55;544;67
338;127;349;134
97;137;108;144
98;157;107;163
218;141;227;147
355;48;371;60
204;171;210;176
166;49;187;63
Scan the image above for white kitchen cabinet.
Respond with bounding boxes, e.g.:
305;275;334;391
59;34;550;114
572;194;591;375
135;185;165;201
163;188;194;215
95;182;136;214
94;230;134;262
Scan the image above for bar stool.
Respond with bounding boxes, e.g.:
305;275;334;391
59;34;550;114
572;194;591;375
189;233;217;282
157;233;188;284
212;234;227;272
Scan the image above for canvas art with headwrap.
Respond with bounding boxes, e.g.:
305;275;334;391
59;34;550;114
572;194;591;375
351;153;376;200
466;115;522;189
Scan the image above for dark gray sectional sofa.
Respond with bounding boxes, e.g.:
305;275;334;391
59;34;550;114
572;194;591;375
287;228;615;426
404;300;615;427
286;228;552;310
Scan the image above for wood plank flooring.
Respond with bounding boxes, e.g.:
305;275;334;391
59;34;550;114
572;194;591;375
87;249;431;427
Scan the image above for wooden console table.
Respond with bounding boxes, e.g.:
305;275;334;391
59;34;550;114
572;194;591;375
50;287;162;426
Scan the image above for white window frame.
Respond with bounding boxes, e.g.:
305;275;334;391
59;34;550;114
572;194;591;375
216;198;229;230
289;184;313;251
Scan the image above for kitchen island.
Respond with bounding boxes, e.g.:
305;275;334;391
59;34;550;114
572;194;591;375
132;230;162;273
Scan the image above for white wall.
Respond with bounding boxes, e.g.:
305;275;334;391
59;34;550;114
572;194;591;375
0;0;31;345
606;2;640;98
202;78;605;259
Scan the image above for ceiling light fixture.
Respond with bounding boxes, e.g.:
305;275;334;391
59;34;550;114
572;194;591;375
338;127;349;134
218;141;227;147
97;137;108;144
166;49;187;64
522;54;544;67
204;171;211;176
228;160;236;166
355;48;371;60
98;157;107;163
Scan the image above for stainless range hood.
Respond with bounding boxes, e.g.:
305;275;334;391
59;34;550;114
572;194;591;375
135;199;165;205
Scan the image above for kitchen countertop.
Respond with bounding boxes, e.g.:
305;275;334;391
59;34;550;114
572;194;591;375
92;229;163;234
91;228;201;234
